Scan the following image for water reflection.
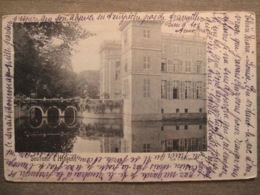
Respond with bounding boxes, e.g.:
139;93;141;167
47;107;60;126
29;107;43;127
15;116;207;153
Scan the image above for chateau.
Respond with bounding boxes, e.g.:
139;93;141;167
100;21;206;121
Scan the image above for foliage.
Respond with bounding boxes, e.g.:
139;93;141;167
76;70;100;99
14;22;95;98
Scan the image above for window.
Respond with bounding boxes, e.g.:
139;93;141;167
167;81;171;99
196;81;203;99
185;81;191;99
168;65;173;72
186;47;191;54
185;109;188;113
199;108;203;112
199;125;202;129
161;81;167;98
143;144;150;152
191;138;197;151
162;80;180;99
161;126;164;131
179;139;185;151
176;109;179;113
173;45;179;53
161;109;164;113
167;140;173;151
143;56;150;69
173;60;179;72
161;63;167;71
172;140;179;150
173;88;178;99
143;29;150;38
184;125;188;130
162;44;167;53
167;59;173;72
185;61;191;72
115;70;120;80
172;81;179;99
123;79;129;99
168;59;179;72
196;61;202;73
161;59;167;71
143;79;150;98
176;126;179;130
115;61;121;81
179;61;183;72
116;61;120;68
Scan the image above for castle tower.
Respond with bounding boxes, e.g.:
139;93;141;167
119;21;162;121
99;41;121;99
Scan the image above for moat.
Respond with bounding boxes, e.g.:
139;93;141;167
15;116;207;153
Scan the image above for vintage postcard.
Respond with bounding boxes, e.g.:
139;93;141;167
2;12;257;182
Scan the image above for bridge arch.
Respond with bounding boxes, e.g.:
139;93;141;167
28;118;47;129
46;106;61;126
28;106;44;118
28;106;45;128
64;106;77;127
59;118;78;128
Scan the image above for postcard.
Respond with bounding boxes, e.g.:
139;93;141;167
2;12;257;182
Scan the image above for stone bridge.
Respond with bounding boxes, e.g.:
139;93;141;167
15;98;123;119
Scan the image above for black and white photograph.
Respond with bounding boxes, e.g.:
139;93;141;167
1;0;259;191
14;19;207;153
3;12;257;183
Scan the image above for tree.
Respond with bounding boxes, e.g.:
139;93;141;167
76;70;99;99
14;22;93;98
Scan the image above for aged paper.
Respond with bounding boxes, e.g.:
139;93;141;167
2;12;257;182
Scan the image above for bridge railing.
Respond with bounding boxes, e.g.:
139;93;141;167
79;99;123;114
15;98;124;114
15;98;81;111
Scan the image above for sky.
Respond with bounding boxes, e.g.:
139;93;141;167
71;21;121;73
70;20;202;73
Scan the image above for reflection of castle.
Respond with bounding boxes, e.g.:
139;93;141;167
100;137;127;153
100;21;206;121
123;118;207;153
100;121;207;153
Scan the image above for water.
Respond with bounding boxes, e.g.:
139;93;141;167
15;116;207;153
